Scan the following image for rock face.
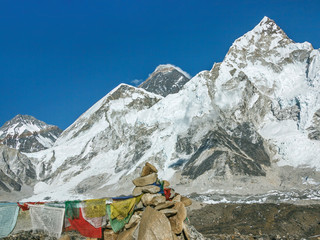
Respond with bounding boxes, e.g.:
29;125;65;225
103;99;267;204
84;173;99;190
169;202;187;234
132;185;160;196
139;64;191;97
132;173;158;187
0;144;36;193
138;206;174;240
18;16;320;201
0;114;62;153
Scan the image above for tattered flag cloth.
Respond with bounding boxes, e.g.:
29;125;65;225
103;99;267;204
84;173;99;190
82;205;107;229
29;205;65;239
13;209;33;233
17;202;45;211
83;199;106;218
110;195;141;220
0;203;19;238
17;202;29;211
68;208;102;238
164;188;171;200
65;200;81;220
107;204;133;233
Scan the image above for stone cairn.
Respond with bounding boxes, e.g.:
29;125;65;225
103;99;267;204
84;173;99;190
102;162;194;240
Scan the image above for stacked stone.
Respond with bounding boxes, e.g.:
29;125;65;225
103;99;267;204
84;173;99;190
132;162;160;196
103;162;193;240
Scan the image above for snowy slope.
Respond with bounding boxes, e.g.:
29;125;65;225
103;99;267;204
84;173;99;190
20;16;320;201
24;84;164;200
214;16;320;170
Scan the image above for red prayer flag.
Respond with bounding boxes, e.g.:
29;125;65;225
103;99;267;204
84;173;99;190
67;208;102;238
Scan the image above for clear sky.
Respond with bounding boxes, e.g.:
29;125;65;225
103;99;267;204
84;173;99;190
1;0;319;129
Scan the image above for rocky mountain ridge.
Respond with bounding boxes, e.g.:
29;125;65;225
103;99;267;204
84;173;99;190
2;16;320;202
0;114;62;153
139;64;191;97
0;144;36;194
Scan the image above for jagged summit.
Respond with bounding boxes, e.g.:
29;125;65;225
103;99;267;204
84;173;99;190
1;114;48;134
0;114;62;153
139;64;191;97
226;16;293;61
153;64;191;79
256;16;285;33
0;114;58;138
254;16;291;42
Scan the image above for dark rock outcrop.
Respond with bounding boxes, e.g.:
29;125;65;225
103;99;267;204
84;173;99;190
139;64;191;97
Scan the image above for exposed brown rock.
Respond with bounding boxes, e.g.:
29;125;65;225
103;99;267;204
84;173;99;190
181;196;192;207
141;162;158;177
138;206;173;240
159;208;178;217
169;202;187;234
118;224;138;240
141;193;156;206
172;194;181;202
172;233;179;240
135;210;143;216
59;235;70;240
132;173;158;187
141;193;166;206
163;180;170;188
132;222;140;239
182;223;190;240
155;201;175;210
136;200;144;210
125;213;141;229
104;229;118;240
132;185;160;196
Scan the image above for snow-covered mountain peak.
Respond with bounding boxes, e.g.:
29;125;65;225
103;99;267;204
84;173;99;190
153;64;191;79
139;64;191;97
217;16;314;104
0;114;49;136
225;16;295;65
256;16;284;34
56;83;163;145
0;114;62;153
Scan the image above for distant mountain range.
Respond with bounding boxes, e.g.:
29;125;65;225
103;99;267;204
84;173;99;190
1;16;320;201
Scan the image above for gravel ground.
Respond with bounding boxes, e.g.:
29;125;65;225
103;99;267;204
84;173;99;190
188;203;320;240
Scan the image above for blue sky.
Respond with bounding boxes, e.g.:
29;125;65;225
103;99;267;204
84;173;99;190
1;0;320;129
